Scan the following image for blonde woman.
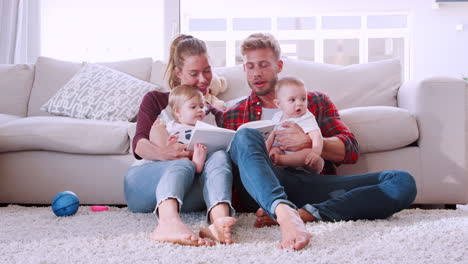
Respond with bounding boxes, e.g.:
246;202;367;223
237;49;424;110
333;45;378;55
124;35;235;246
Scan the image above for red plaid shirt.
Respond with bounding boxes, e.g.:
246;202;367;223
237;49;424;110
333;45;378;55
222;91;359;175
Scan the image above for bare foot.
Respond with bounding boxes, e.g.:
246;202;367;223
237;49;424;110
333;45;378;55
254;208;277;228
275;204;312;250
255;208;316;228
199;216;237;244
192;143;207;173
150;219;215;247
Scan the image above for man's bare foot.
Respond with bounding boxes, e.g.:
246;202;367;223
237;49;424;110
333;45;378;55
151;219;215;247
275;204;312;250
192;144;207;173
199;216;237;244
255;208;316;228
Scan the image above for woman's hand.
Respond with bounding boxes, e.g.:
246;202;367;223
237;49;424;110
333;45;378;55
274;122;312;152
135;137;193;161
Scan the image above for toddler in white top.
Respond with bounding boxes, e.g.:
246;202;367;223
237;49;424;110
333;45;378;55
266;76;325;173
150;85;208;173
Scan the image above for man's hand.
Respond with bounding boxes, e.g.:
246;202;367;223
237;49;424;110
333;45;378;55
274;122;312;152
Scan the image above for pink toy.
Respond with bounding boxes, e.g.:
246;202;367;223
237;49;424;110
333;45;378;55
91;205;109;212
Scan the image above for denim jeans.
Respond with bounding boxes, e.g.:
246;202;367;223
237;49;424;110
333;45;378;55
229;128;417;222
124;150;233;222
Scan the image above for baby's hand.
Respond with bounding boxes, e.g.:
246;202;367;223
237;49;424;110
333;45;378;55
269;147;285;167
153;118;166;127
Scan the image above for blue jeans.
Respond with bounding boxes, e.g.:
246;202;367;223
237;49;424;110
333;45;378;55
229;128;417;222
124;150;233;222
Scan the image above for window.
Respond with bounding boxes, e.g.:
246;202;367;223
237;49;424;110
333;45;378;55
40;0;166;61
180;0;410;80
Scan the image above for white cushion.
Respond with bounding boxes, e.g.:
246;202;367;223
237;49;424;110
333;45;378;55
0;116;132;154
282;58;402;110
214;65;249;102
205;59;402;110
41;63;159;121
339;106;418;154
149;60;170;92
0;64;35;116
0;114;21;125
28;56;154;117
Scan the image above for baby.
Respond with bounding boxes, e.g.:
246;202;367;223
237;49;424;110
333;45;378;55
150;85;208;173
266;76;324;173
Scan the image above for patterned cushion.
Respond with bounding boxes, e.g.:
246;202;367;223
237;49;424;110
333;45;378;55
41;63;159;121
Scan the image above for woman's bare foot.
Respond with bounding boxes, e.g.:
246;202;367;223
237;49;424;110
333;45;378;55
151;219;215;247
275;204;312;250
192;143;207;173
255;208;316;228
199;216;237;244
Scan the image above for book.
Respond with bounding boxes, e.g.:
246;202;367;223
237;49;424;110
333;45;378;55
187;120;276;153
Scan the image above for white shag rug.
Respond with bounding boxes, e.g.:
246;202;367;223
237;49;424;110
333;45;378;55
1;205;468;264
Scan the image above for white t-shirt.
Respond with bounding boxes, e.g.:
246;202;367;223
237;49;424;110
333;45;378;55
272;110;320;136
272;110;323;172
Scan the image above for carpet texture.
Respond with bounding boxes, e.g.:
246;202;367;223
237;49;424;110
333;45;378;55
1;205;467;263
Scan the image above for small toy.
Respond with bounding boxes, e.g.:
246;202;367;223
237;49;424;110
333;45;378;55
51;191;80;217
205;73;227;110
91;205;109;212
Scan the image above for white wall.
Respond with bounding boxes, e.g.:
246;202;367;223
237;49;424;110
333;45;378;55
411;0;468;80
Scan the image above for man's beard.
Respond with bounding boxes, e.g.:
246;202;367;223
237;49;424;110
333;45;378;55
249;77;278;96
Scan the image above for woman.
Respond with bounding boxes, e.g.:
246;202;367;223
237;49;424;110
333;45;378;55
124;35;236;247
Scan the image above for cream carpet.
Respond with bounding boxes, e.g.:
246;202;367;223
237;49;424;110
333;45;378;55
1;205;467;264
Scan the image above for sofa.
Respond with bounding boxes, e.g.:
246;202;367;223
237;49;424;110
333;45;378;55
1;56;467;206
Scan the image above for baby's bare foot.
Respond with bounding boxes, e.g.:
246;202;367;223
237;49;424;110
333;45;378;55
199;216;237;244
192;144;207;173
151;219;214;247
276;204;312;250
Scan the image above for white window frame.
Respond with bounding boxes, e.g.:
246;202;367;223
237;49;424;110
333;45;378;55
181;11;411;80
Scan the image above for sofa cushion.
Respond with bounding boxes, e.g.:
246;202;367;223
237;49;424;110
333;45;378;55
150;60;170;92
281;58;401;110
339;106;418;154
28;57;153;117
41;63;159;121
197;59;401;110
0;64;35;116
0;114;21;125
0;116;132;154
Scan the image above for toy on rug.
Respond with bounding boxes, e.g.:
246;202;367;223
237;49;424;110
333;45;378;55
51;191;80;217
91;205;109;212
205;73;228;110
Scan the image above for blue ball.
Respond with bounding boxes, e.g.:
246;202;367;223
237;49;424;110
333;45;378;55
51;191;80;217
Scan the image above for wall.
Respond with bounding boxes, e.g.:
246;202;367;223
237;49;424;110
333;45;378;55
411;0;468;80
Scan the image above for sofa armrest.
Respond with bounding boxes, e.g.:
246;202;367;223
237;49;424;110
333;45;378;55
398;77;468;203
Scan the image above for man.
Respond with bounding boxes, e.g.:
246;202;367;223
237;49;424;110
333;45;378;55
223;33;417;251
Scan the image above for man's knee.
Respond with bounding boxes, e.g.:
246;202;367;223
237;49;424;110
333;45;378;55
385;170;417;209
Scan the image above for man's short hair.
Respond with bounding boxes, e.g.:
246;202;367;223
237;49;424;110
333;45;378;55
241;33;281;60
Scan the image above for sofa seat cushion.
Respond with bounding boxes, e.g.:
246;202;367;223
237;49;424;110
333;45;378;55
0;116;131;154
339;106;418;154
0;114;22;125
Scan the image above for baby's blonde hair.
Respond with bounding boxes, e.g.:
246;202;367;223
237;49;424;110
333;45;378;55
275;76;306;95
169;85;205;116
